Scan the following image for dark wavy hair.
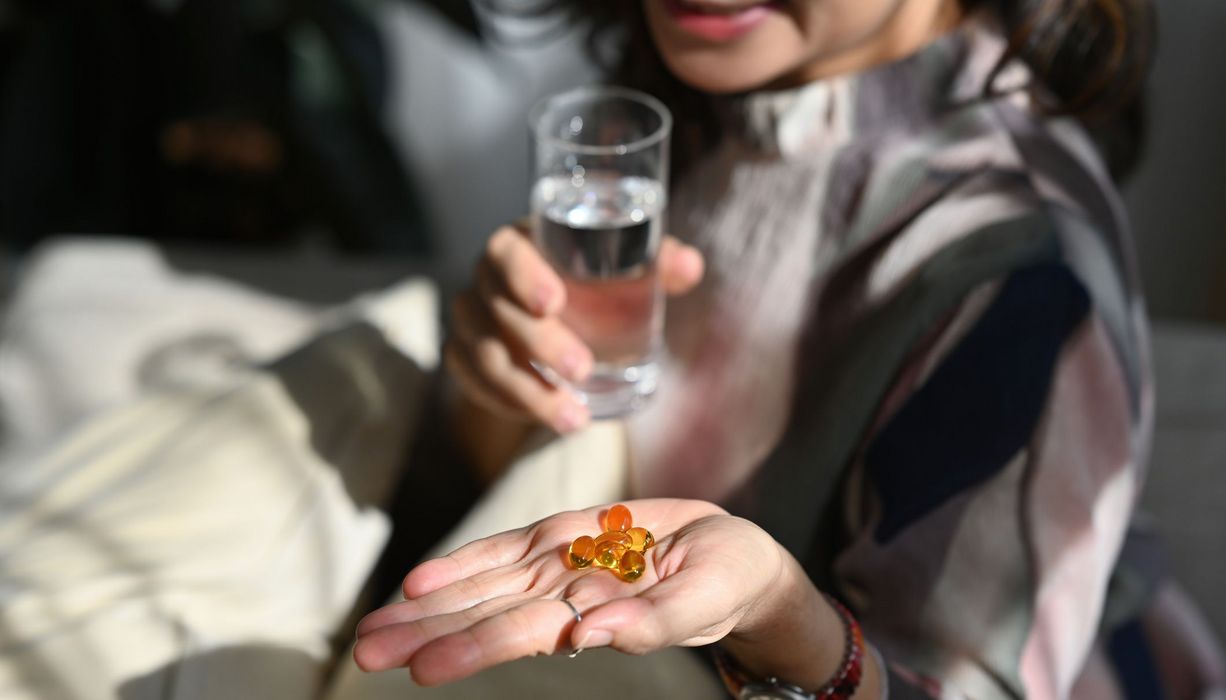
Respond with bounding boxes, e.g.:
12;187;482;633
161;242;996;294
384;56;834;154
485;0;1155;179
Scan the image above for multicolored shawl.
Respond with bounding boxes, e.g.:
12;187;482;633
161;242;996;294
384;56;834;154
630;18;1152;699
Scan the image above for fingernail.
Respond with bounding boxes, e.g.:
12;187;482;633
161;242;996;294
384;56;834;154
577;629;613;649
560;350;590;382
556;404;589;433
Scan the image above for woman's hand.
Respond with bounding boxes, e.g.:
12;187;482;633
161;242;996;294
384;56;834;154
352;499;799;687
446;224;703;434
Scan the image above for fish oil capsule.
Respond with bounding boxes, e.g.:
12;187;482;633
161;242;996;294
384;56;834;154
594;539;628;569
618;550;646;582
626;527;654;552
569;535;595;569
594;531;631;549
605;504;632;532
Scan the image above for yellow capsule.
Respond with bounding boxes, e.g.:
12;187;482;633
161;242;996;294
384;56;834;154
605;504;632;532
626;527;654;552
618;550;646;582
569;535;595;569
593;539;627;569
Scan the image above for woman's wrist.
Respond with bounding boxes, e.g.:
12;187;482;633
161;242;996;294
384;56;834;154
444;379;533;485
721;543;881;697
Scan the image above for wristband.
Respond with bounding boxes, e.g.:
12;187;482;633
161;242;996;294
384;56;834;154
714;593;865;700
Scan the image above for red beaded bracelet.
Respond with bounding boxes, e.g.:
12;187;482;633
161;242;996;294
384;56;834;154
714;593;865;700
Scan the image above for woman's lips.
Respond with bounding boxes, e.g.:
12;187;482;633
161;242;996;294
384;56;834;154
662;0;779;42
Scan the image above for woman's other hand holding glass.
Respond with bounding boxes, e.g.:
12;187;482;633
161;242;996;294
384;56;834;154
445;225;703;434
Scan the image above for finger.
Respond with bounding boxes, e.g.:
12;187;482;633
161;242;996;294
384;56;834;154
570;568;735;655
403;528;534;600
443;340;522;419
406;598;581;686
399;563;541;626
356;598;428;638
485;225;565;317
472;334;589;433
357;590;531;640
489;303;593;385
469;335;589;432
448;290;486;347
446;294;521;417
355;588;527;637
658;237;704;296
476;261;592;384
354;592;533;670
398;505;613;612
449;299;590;433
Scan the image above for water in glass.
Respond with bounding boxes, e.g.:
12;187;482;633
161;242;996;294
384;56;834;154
532;171;666;416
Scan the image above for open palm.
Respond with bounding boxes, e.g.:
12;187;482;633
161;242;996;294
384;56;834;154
353;498;786;686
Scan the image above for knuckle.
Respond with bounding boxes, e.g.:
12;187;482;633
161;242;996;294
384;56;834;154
465;586;516;622
454;575;484;606
473;337;508;374
480;535;510;567
486;292;516;325
508;320;557;366
503;606;538;647
512;243;552;283
485;226;517;259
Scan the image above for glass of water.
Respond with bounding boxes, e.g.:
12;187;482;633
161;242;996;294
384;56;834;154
529;86;671;419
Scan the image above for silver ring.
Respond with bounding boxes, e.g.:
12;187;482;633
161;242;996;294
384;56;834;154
560;598;582;623
560;598;583;658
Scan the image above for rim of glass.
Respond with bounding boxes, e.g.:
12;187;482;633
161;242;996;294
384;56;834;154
529;85;672;157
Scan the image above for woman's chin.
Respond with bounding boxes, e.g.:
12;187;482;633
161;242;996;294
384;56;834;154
659;53;788;94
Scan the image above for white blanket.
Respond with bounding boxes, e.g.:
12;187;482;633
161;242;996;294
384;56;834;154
0;239;434;699
0;238;719;699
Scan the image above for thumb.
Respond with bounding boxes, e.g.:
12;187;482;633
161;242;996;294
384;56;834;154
659;237;704;296
570;597;672;656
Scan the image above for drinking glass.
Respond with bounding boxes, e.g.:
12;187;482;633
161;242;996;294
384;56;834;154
529;86;671;418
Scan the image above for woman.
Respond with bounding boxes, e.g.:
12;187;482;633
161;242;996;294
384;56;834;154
355;0;1222;696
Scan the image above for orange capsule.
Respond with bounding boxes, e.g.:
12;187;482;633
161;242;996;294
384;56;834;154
569;535;595;569
594;531;631;548
605;504;632;532
618;550;646;582
626;527;654;552
594;539;628;569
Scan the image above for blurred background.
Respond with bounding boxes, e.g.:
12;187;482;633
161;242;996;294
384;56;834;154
0;0;600;297
2;0;1223;312
0;0;1222;635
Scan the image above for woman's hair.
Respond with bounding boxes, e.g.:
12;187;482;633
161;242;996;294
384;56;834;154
486;0;1155;179
973;0;1156;177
